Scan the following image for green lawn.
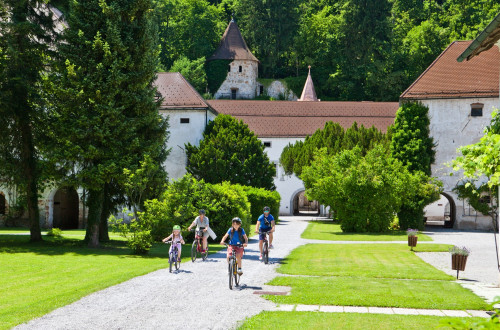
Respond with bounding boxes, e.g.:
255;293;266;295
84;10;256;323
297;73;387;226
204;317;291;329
302;221;432;241
277;243;454;280
0;227;123;238
0;234;223;330
238;311;482;330
265;276;488;310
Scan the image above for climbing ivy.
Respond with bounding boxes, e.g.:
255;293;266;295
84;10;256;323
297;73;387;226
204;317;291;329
205;59;232;95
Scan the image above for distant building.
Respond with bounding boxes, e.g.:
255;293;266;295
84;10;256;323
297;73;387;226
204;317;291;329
401;40;499;230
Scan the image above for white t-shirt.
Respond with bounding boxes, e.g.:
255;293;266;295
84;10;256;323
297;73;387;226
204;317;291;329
192;216;209;230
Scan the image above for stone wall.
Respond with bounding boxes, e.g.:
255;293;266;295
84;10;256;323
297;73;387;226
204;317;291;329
263;80;297;100
215;60;258;99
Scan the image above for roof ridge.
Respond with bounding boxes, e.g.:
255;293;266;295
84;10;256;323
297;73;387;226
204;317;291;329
400;41;464;98
174;72;209;107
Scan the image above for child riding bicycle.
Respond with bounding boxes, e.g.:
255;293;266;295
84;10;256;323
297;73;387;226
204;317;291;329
162;225;185;262
187;209;210;253
220;217;248;275
255;206;275;260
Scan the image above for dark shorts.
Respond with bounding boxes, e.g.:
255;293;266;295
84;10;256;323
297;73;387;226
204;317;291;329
259;227;271;240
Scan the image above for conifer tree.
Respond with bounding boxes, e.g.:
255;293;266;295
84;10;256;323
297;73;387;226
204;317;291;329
186;114;275;190
45;0;168;247
0;0;55;241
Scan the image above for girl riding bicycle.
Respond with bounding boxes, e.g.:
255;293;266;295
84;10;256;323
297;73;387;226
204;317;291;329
162;225;185;261
220;217;248;275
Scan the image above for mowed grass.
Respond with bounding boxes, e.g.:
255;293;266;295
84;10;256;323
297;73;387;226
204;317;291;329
265;276;488;310
0;234;223;330
302;221;432;241
277;243;454;280
0;227;124;238
238;311;483;330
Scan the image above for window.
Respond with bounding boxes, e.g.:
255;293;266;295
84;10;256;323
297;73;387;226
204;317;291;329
239;66;242;73
231;89;237;100
273;163;278;178
259;85;264;95
471;103;483;117
228;65;231;72
263;141;271;148
180;118;189;124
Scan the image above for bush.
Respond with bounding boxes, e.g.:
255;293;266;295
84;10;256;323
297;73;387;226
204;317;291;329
46;228;62;237
239;185;280;224
109;211;154;255
143;174;251;242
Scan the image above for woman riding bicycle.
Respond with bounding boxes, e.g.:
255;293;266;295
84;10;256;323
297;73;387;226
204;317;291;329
187;209;210;253
220;217;248;275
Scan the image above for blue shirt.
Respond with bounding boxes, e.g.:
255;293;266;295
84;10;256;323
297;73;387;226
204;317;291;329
258;214;275;230
227;228;246;245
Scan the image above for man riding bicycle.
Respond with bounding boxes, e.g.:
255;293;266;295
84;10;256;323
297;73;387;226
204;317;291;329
255;206;275;260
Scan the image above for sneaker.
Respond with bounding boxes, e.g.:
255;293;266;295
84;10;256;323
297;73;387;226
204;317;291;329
259;254;263;260
237;268;243;275
269;244;274;249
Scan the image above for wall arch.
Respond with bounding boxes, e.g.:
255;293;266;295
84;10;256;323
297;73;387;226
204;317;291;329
290;189;320;216
441;192;456;228
52;187;79;229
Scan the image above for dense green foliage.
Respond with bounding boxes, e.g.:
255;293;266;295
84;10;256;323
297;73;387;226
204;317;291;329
0;0;56;241
301;145;440;232
143;174;251;240
205;59;231;94
169;56;207;94
44;0;168;247
280;122;388;177
186;114;276;189
391;102;439;230
238;185;280;223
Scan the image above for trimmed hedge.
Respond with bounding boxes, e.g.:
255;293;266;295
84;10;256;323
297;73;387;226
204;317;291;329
239;185;280;225
143;174;251;241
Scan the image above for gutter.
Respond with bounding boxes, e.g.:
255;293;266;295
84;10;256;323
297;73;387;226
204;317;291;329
457;12;500;62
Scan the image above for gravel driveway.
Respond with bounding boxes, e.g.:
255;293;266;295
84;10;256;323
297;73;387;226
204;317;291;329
15;217;311;330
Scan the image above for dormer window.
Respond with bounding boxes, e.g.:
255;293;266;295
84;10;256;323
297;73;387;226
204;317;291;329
471;103;483;117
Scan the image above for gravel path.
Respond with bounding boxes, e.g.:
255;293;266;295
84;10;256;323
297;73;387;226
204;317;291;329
15;217;311;330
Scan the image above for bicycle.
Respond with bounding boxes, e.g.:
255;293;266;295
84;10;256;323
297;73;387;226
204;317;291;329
165;240;181;273
191;228;209;262
259;230;270;264
224;243;243;290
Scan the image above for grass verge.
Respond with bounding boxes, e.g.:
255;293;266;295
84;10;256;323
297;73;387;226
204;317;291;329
277;243;453;280
302;221;432;241
238;311;483;330
0;234;223;330
264;276;488;310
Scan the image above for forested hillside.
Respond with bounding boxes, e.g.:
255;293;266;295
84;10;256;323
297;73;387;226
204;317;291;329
51;0;500;101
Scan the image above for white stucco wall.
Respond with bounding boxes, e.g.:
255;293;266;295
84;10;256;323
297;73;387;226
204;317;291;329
215;60;258;99
423;97;498;229
160;109;217;180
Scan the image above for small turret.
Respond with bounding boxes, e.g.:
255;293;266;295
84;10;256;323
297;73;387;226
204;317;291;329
298;66;319;102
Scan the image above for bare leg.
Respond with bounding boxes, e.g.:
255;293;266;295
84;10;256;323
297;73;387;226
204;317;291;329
236;254;242;268
269;232;274;245
203;236;208;250
259;240;263;254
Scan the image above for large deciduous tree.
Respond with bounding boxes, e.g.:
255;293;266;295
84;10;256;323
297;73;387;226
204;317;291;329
45;0;168;247
0;0;55;241
186;114;275;189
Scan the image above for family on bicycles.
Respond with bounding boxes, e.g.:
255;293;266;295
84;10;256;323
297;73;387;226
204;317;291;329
165;206;276;281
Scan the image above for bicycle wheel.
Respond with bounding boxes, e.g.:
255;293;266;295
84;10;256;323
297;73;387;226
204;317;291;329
169;253;174;273
191;240;198;262
234;263;240;287
228;260;234;290
175;251;181;270
263;240;269;264
202;242;209;260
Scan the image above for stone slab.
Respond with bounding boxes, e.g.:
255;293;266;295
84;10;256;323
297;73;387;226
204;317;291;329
466;310;491;318
295;305;319;312
441;310;471;317
273;304;294;312
368;307;394;314
392;308;420;315
344;306;369;314
319;306;344;313
417;309;445;316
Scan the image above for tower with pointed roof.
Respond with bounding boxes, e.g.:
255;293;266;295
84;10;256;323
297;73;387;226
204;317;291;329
207;18;259;99
298;66;319;102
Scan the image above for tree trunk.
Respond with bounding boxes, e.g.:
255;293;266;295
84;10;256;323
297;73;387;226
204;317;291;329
99;184;110;242
19;103;42;242
85;189;104;248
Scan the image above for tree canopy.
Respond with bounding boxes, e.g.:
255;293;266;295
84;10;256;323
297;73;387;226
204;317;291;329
186;114;275;189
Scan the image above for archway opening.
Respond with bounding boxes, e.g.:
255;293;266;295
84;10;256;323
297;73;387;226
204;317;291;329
424;192;456;228
53;187;79;229
293;191;320;216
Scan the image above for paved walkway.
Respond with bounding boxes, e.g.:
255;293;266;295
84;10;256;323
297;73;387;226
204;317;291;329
14;217;496;329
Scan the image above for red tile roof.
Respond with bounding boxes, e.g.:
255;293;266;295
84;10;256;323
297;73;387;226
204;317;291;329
154;72;211;109
207;20;259;62
207;100;398;137
401;41;499;99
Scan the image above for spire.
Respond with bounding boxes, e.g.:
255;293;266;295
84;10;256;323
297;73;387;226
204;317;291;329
207;20;259;62
298;66;319;102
